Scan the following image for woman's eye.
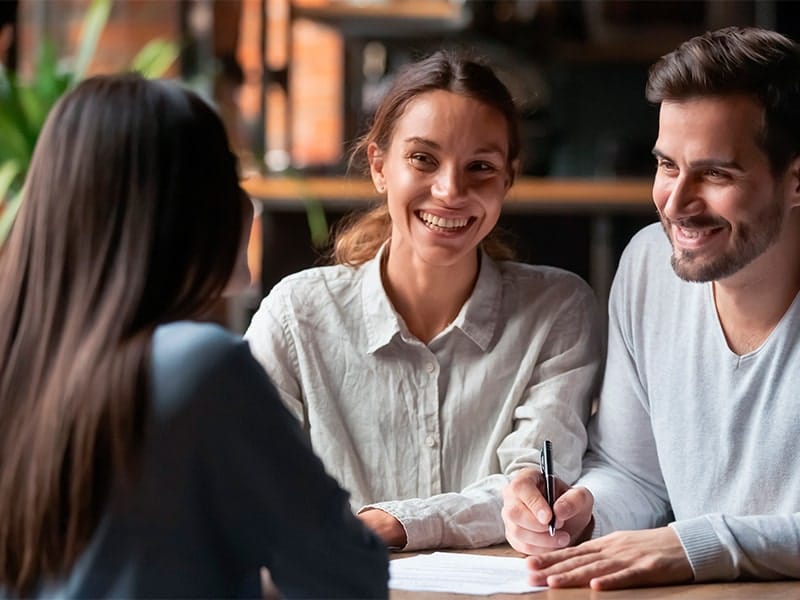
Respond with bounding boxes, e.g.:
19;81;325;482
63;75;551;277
408;153;436;168
469;161;497;173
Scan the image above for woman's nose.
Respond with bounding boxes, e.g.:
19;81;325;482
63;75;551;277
431;167;465;203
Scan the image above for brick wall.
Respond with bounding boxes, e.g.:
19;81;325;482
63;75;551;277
17;0;180;78
15;0;345;170
238;0;343;170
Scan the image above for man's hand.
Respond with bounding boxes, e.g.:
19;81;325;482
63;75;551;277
357;508;407;548
502;467;594;555
527;527;694;590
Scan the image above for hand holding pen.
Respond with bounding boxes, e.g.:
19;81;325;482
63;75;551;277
540;440;557;536
502;441;596;555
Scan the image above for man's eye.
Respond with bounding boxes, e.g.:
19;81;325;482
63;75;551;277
656;159;677;171
704;169;728;180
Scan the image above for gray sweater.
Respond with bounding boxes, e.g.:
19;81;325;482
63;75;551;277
579;223;800;582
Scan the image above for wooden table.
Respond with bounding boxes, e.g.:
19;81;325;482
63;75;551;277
389;545;800;600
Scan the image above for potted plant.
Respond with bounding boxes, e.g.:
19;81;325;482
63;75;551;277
0;0;178;244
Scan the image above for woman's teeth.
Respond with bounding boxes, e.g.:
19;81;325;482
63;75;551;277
418;210;469;230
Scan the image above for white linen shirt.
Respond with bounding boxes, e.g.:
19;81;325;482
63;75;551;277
245;248;602;551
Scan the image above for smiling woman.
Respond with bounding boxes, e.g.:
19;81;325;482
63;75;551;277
245;49;604;553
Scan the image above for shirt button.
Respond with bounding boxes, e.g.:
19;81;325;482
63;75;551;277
424;362;435;373
425;435;437;448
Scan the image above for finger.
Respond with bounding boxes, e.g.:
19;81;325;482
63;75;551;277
506;470;554;527
546;558;624;588
553;486;593;522
589;565;648;591
527;552;609;587
504;516;570;555
501;493;544;533
526;544;600;571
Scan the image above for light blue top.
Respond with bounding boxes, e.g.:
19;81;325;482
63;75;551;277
32;321;388;599
580;223;800;582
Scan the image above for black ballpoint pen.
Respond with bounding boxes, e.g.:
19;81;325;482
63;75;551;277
540;439;557;536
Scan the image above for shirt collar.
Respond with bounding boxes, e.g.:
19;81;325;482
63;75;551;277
450;248;502;352
362;243;404;353
361;245;503;354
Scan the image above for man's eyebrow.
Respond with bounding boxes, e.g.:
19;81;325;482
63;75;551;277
651;148;743;170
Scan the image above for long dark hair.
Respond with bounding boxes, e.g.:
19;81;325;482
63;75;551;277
333;49;521;266
0;73;243;595
646;26;800;175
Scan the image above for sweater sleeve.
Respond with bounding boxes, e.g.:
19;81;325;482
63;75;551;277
365;279;602;551
670;513;800;581
576;246;674;536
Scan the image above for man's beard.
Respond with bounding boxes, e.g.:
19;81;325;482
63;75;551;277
661;197;784;282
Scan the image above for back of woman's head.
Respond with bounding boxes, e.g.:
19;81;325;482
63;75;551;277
334;50;520;266
16;73;243;328
0;73;243;595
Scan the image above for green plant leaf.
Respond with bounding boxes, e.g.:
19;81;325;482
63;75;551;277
303;198;329;248
32;39;63;100
0;164;23;244
0;110;31;168
0;161;21;202
130;39;179;79
0;74;34;167
70;0;112;85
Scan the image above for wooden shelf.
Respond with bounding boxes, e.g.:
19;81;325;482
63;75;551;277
291;1;469;37
242;176;655;214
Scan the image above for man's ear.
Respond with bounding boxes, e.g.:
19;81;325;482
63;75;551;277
367;142;386;194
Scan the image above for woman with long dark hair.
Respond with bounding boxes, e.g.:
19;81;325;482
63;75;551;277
0;74;387;598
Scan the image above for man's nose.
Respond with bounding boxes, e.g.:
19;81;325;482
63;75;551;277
662;175;703;220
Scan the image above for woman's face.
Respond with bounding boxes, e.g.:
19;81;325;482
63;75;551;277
368;89;514;272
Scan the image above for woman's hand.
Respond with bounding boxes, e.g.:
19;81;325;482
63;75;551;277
502;467;595;554
357;508;407;548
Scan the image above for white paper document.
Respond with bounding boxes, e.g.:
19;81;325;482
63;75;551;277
389;552;547;594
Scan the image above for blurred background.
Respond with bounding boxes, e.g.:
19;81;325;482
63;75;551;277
2;0;799;330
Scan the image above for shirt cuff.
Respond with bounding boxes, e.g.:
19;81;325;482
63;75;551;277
669;517;731;582
356;502;417;552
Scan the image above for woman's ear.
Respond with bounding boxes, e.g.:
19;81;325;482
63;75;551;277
367;142;386;194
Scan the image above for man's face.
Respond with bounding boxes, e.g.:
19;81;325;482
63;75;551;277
652;95;789;283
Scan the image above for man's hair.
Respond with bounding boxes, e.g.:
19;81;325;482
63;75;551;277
646;26;800;174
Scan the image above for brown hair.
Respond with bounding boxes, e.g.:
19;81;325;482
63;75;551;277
333;49;521;266
646;26;800;175
0;74;243;595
